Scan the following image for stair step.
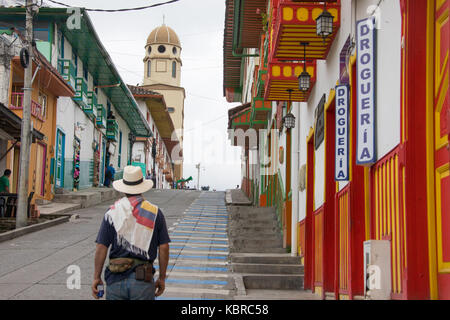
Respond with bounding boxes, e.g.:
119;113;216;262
325;292;335;300
230;233;282;240
231;239;283;250
229;220;280;228
231;254;302;265
232;263;304;274
242;274;304;290
231;247;287;254
229;226;280;232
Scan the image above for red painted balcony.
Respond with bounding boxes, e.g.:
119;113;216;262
264;60;317;101
10;92;45;121
268;0;341;61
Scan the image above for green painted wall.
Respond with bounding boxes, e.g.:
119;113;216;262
63;159;94;190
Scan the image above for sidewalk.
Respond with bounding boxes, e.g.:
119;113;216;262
0;187;123;244
38;187;121;216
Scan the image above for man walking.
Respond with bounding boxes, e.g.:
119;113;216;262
104;164;115;188
0;169;11;193
92;165;170;300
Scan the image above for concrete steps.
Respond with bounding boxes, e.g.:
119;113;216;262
242;274;304;290
232;263;304;274
228;205;306;293
231;254;302;265
230;253;304;290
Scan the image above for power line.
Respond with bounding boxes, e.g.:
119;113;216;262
46;0;181;12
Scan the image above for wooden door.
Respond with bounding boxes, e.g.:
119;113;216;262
324;96;336;295
55;130;65;188
430;0;450;299
305;130;315;290
337;186;350;299
35;143;46;197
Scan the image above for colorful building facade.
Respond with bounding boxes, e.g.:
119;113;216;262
129;85;178;189
224;0;449;300
0;7;152;201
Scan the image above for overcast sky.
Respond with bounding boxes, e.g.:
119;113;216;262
43;0;242;191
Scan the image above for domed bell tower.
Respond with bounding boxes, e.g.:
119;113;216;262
143;24;182;87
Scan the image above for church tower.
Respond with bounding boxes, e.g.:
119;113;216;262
141;23;185;183
143;24;182;87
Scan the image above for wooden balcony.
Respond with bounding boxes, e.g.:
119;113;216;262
106;119;118;141
264;60;317;101
9;92;45;121
231;108;252;131
250;97;271;130
96;104;106;128
74;77;88;107
57;59;76;90
269;0;340;61
85;91;98;118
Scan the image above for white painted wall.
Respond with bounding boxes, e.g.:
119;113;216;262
296;0;401;220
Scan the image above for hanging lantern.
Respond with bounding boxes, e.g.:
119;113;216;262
283;112;296;129
316;8;334;40
298;70;311;92
298;42;310;92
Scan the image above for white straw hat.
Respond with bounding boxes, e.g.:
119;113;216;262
112;165;154;194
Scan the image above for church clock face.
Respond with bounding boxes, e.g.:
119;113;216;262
158;45;166;53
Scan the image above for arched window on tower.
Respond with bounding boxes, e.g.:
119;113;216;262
172;61;176;78
147;60;151;78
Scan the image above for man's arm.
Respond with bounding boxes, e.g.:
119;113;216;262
92;243;108;299
155;243;169;297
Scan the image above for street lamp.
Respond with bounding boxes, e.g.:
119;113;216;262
298;42;310;92
283;88;296;129
316;4;334;41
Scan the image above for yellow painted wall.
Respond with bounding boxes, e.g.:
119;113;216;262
6;65;58;202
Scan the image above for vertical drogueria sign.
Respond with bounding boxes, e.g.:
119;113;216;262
335;85;349;181
356;17;376;165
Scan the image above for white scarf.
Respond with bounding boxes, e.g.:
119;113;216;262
105;197;158;259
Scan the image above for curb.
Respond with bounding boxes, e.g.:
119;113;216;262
39;203;82;216
0;214;72;243
232;274;247;297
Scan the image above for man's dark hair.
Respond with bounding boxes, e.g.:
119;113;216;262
4;169;11;176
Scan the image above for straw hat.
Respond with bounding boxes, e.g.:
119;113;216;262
112;166;154;194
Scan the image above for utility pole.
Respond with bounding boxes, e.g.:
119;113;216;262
196;163;200;190
16;0;35;228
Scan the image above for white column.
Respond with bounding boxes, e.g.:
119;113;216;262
291;101;300;256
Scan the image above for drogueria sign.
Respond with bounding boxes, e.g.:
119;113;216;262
335;85;349;181
356;17;377;165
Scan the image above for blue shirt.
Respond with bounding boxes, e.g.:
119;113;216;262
95;206;171;285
